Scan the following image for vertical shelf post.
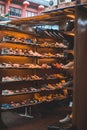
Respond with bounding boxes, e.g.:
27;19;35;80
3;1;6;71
73;6;87;130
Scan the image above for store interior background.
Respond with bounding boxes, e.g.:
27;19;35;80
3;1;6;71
0;0;87;130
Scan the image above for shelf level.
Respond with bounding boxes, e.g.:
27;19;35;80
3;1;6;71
0;78;66;85
0;54;64;59
1;41;67;49
1;88;63;97
1;96;69;111
1;41;41;47
64;31;75;37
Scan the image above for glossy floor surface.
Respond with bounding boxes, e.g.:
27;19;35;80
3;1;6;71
0;106;71;130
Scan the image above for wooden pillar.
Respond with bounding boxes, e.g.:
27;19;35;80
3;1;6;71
5;0;10;14
22;5;26;17
22;1;30;18
73;6;87;130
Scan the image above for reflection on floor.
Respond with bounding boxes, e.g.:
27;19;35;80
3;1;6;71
0;106;71;130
